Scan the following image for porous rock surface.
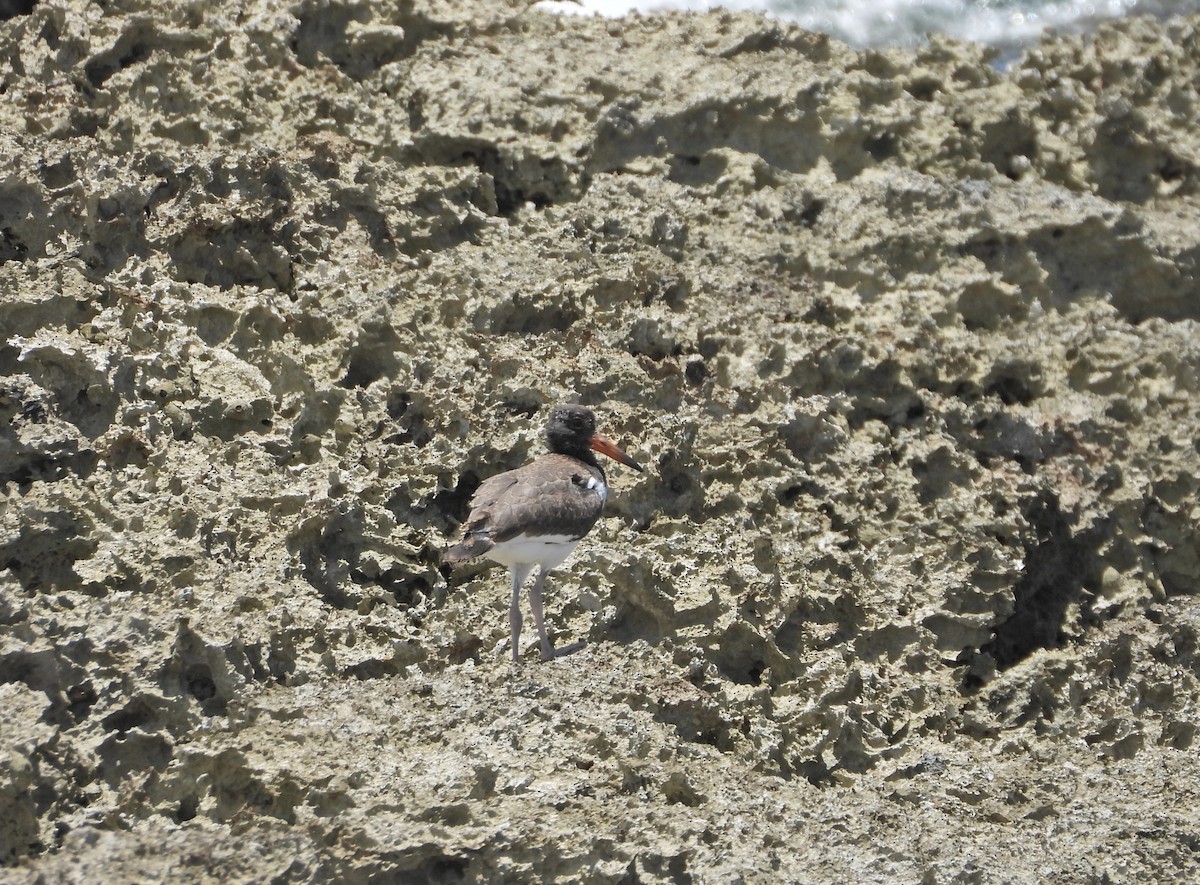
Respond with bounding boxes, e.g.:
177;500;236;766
2;1;1200;881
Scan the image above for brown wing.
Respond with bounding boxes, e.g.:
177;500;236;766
444;454;605;563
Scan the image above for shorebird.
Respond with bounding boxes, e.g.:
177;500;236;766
444;404;644;662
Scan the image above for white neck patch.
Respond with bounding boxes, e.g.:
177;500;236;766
586;474;607;502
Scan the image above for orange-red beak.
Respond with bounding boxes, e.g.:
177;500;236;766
590;433;644;472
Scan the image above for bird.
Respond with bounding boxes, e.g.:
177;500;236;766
444;404;644;662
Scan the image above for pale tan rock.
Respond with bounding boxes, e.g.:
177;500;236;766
2;2;1199;881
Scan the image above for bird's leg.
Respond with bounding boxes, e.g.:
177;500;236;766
529;568;587;661
509;564;533;662
528;568;554;661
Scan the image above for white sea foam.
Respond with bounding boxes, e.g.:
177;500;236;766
537;0;1199;54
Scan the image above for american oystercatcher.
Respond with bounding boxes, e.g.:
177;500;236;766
445;404;644;662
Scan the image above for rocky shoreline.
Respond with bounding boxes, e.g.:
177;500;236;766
3;1;1199;881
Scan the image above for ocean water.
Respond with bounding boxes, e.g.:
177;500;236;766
538;0;1200;56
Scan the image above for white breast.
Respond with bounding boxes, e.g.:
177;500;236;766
487;535;582;570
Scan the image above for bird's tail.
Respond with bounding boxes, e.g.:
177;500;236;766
442;532;494;566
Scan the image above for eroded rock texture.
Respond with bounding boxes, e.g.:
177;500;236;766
2;1;1199;881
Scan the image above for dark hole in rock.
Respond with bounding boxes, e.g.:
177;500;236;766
291;2;362;69
341;352;385;388
798;199;824;226
344;657;408;680
906;77;941;101
777;484;804;507
494;185;550;217
341;335;399;388
96;197;122;221
426;855;470;883
0;0;38;22
420;472;480;526
499;398;539;419
981;493;1107;673
1159;155;1187;183
797;757;834;786
0;227;29;263
184;663;217;702
177;794;198;822
801;296;846;327
985;374;1036;406
0;518;99;594
102;698;157;733
85;40;151;88
711;624;769;686
387;389;412;419
712;657;764;687
684;358;710;386
864;132;897;161
65;682;97;722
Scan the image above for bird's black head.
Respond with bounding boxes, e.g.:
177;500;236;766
545;404;597;459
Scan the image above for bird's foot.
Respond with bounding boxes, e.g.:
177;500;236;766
540;638;587;661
